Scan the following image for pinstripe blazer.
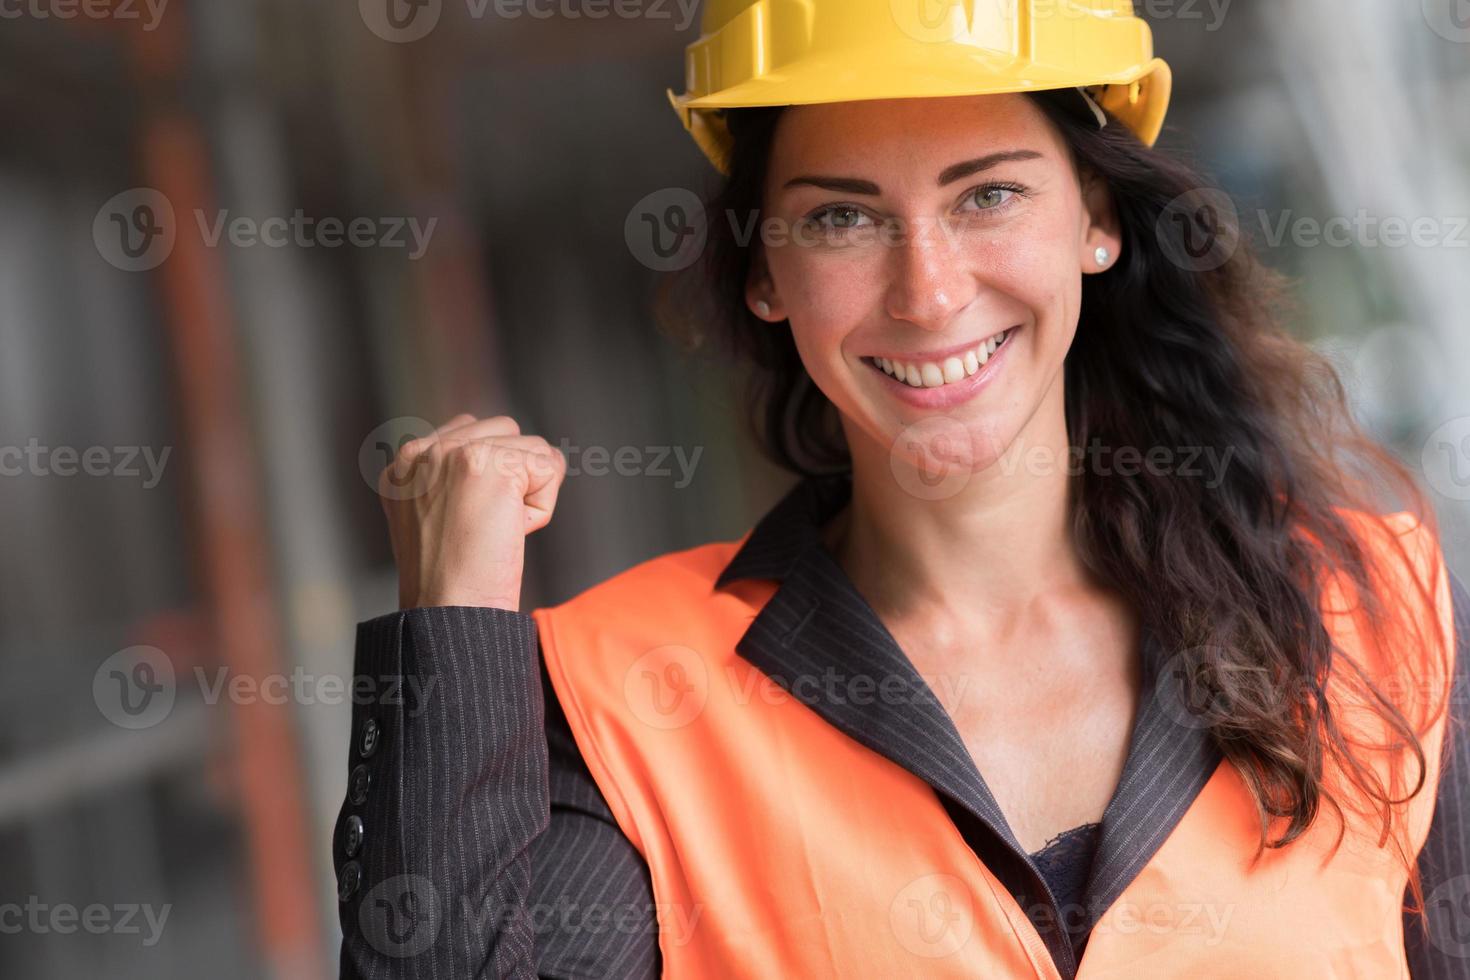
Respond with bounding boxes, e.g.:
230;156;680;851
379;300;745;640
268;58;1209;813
334;473;1470;979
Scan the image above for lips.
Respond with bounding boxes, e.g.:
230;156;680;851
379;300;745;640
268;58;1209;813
861;325;1020;410
864;327;1014;389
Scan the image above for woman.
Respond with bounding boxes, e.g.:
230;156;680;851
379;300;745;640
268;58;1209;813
334;2;1468;977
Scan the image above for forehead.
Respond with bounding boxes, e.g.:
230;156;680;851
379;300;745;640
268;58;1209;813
768;93;1065;183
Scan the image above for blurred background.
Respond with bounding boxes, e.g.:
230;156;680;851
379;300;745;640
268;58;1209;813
1;1;1468;977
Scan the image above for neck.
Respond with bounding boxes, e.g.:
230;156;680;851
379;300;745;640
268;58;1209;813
827;387;1093;624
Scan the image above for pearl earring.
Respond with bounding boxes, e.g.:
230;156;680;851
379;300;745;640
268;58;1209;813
1095;246;1111;268
755;300;771;318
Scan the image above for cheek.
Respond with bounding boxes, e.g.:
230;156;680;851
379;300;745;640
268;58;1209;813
974;223;1085;356
767;244;877;326
765;245;878;370
973;214;1082;306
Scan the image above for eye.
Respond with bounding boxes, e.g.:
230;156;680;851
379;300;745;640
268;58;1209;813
804;204;875;234
959;183;1025;213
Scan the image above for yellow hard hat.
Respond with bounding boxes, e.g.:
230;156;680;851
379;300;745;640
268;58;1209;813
666;0;1172;175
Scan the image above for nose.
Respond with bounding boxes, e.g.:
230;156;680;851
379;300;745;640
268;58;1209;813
883;222;977;331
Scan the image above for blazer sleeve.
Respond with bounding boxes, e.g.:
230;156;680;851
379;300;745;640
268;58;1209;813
333;606;659;979
1404;570;1470;978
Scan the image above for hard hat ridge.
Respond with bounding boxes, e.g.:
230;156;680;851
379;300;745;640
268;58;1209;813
667;0;1171;174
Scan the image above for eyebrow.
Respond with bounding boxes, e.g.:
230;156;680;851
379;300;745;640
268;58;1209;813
782;150;1045;195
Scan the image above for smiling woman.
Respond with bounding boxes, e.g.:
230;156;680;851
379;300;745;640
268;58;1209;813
332;2;1469;978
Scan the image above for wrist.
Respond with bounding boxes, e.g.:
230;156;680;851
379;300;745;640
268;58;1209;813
400;587;522;612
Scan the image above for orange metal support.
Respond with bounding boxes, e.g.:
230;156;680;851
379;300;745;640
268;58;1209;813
122;5;327;979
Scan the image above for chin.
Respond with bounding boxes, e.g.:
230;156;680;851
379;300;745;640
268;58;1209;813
873;412;1017;479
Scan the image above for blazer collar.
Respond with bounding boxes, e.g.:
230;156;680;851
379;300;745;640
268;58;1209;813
714;471;852;590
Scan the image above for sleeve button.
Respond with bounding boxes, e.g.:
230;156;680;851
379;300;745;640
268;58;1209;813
359;718;381;758
348;764;372;806
344;815;365;858
337;861;362;902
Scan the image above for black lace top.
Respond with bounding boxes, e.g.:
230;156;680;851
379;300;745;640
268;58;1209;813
1030;821;1102;960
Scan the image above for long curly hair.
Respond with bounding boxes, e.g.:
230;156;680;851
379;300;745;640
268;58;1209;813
655;91;1454;917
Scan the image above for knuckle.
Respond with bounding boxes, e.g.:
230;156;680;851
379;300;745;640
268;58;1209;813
460;443;492;473
532;441;566;474
506;453;533;486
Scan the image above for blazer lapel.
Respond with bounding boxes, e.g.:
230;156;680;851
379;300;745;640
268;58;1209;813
1079;631;1223;933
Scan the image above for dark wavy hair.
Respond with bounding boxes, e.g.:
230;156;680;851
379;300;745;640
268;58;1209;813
655;91;1453;917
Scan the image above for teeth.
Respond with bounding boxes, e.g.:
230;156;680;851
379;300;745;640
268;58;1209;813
874;329;1011;388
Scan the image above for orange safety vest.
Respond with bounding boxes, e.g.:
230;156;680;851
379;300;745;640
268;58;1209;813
531;511;1456;978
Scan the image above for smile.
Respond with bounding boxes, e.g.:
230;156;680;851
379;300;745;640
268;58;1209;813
864;327;1016;390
